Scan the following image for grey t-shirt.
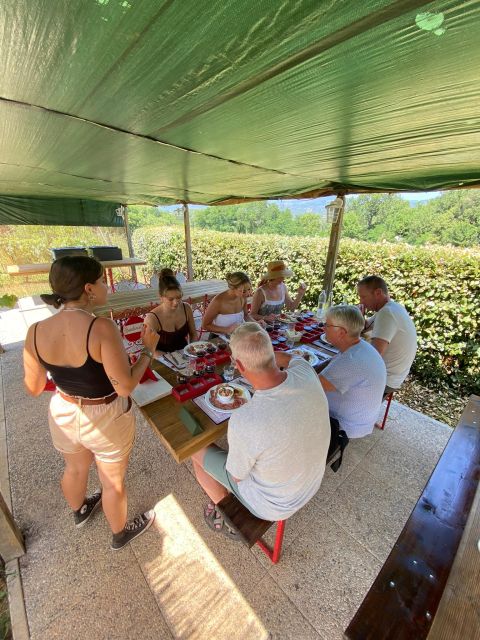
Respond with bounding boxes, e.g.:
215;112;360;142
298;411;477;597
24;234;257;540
322;340;386;438
226;359;331;521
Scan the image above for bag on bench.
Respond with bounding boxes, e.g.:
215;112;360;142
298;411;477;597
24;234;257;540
328;418;349;472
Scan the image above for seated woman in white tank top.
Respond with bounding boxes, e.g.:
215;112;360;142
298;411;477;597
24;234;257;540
251;260;307;322
202;272;256;336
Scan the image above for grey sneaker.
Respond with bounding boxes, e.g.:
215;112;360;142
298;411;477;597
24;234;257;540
110;510;155;550
74;490;102;528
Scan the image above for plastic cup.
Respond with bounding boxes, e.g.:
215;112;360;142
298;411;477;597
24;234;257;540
223;364;235;382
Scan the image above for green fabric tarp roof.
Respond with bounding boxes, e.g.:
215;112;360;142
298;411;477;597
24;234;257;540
0;195;123;226
1;0;480;223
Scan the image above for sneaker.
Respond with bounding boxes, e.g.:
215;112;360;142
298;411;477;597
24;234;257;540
74;490;102;528
110;510;155;551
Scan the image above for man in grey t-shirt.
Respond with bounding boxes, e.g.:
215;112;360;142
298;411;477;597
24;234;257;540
191;323;331;536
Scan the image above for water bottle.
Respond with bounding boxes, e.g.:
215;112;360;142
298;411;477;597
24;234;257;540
317;290;327;321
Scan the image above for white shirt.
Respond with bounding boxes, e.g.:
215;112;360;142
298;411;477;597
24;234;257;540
372;300;417;388
226;359;330;521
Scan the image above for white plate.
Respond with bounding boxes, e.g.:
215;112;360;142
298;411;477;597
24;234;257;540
183;341;216;358
204;383;251;414
318;333;336;349
287;348;319;367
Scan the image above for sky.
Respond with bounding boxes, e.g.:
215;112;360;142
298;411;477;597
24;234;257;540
163;191;443;214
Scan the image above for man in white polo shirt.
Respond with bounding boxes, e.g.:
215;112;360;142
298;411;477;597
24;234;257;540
357;275;417;394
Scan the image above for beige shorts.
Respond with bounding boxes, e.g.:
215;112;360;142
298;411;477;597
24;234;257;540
48;394;135;463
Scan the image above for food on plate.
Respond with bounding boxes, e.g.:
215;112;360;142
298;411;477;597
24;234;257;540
184;342;215;356
216;384;235;404
209;384;248;410
285;329;303;343
287;348;319;366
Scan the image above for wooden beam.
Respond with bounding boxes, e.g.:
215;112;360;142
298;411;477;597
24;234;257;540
0;490;25;561
322;195;345;297
122;205;137;282
183;202;194;281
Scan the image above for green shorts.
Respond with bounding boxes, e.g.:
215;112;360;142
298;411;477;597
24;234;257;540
203;447;262;518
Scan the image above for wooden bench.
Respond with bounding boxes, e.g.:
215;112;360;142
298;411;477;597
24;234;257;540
216;442;346;564
345;394;480;640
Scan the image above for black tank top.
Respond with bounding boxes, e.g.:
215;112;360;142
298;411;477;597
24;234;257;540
147;303;189;352
34;318;115;399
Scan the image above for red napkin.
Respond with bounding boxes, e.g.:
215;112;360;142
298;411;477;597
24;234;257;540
44;378;57;392
139;366;157;384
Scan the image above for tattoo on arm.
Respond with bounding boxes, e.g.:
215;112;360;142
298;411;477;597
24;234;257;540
109;377;119;386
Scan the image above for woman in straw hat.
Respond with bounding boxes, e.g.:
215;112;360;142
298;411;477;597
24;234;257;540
251;260;307;322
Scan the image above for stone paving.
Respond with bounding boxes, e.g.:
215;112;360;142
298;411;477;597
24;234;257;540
0;316;452;639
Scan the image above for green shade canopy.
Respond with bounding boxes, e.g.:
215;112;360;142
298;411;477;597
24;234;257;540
1;0;479;218
0;195;123;226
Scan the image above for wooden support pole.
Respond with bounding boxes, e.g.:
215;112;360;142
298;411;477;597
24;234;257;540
322;195;345;298
0;490;25;561
123;205;137;282
183;202;194;281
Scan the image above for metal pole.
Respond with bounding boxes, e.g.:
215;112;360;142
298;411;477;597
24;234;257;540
322;195;345;298
183;202;194;281
123;205;137;282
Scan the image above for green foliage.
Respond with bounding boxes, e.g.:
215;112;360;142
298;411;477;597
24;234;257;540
133;226;480;395
0;294;17;308
126;205;182;232
0;225;128;297
344;192;480;247
192;201;329;237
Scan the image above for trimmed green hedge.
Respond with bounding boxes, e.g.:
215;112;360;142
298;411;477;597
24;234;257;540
133;227;480;394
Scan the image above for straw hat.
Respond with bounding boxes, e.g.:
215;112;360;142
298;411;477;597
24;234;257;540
262;260;293;280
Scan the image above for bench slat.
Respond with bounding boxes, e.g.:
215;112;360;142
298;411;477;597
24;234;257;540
216;494;273;547
345;395;480;640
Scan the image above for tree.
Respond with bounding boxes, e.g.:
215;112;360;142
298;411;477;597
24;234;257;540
126;205;181;231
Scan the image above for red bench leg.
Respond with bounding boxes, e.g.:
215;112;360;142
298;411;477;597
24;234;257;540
376;392;394;430
256;520;286;564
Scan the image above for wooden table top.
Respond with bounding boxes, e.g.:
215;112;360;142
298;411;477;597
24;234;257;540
140;341;333;463
142;356;229;463
7;257;146;276
94;279;226;317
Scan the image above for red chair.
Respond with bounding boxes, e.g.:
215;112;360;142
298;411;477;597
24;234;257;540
187;294;210;340
376;392;394;430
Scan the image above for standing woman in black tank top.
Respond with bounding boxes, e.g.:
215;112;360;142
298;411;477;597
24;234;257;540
143;268;197;354
23;256;159;551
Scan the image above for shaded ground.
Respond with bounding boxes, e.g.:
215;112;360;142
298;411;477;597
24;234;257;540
1;341;454;640
397;378;467;428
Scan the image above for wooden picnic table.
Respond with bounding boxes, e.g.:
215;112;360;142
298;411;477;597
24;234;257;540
7;258;147;292
93;279;226;317
6;257;146;276
140;341;333;463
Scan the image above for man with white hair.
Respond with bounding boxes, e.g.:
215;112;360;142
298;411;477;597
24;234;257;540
318;305;386;439
191;322;331;538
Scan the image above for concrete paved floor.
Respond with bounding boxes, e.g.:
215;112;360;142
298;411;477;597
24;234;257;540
1;325;452;639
